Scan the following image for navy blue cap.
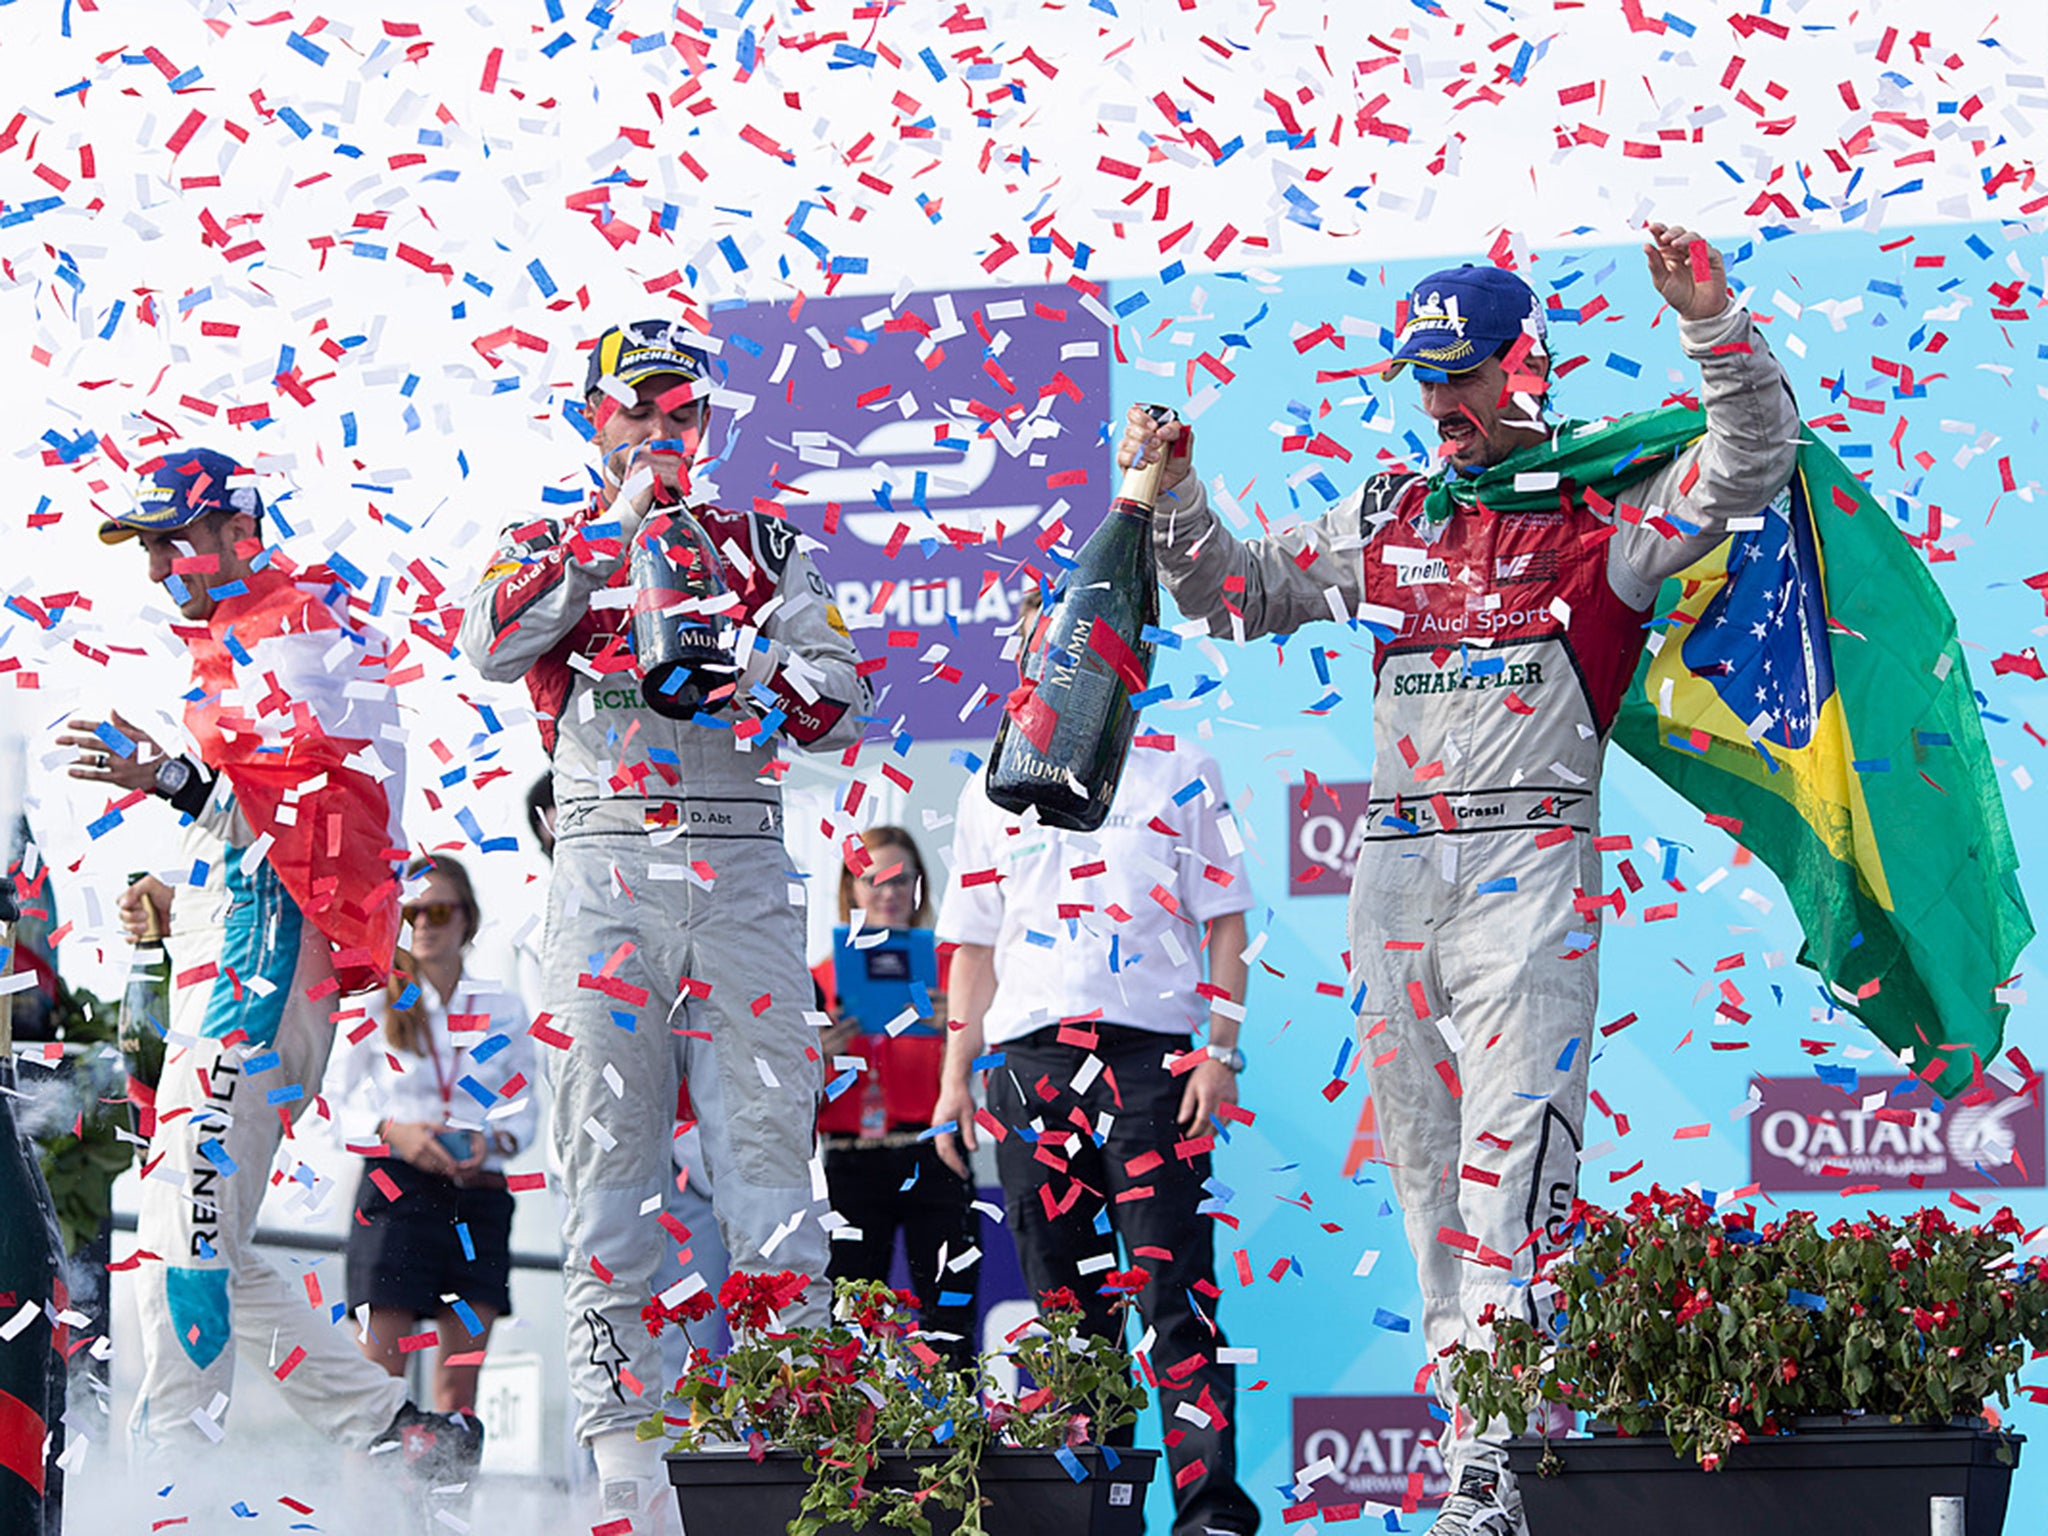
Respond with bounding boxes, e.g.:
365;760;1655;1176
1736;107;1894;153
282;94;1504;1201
1386;265;1546;378
101;447;263;545
585;319;713;399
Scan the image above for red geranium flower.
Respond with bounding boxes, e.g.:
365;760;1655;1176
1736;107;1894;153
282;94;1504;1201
721;1270;813;1333
1039;1286;1082;1314
641;1286;718;1336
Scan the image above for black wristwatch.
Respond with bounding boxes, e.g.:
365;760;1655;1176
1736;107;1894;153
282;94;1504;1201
152;758;195;799
1205;1044;1246;1075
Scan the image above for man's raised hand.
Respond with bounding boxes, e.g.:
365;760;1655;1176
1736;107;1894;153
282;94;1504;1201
1643;222;1731;323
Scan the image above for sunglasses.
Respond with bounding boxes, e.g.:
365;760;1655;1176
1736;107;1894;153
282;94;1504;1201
403;901;463;929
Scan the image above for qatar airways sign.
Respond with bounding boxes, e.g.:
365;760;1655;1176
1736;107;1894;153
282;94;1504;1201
1747;1074;2044;1193
1287;779;1374;897
1291;1395;1451;1509
711;283;1111;743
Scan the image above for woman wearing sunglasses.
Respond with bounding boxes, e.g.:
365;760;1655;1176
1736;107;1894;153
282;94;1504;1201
322;856;536;1415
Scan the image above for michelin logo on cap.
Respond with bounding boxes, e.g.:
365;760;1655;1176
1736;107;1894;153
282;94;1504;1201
587;319;714;397
1386;265;1546;378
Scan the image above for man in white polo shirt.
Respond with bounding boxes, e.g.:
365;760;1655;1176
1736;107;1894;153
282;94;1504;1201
931;731;1262;1536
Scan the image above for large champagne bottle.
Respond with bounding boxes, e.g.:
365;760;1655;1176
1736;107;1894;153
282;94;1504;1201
985;406;1174;831
117;872;167;1095
0;892;68;1534
629;506;737;719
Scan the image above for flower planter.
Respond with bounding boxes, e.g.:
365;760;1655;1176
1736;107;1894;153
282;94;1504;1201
1507;1420;2023;1536
667;1445;1158;1536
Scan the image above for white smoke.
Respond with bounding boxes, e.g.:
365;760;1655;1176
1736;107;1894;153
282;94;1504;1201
63;1432;595;1534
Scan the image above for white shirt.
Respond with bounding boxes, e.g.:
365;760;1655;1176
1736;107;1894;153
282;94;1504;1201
935;740;1252;1047
321;976;538;1170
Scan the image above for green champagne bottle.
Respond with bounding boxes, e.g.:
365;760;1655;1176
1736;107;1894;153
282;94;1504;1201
985;407;1173;831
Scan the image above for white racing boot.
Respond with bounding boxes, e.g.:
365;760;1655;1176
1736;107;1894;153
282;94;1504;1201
1430;1461;1527;1535
593;1429;679;1536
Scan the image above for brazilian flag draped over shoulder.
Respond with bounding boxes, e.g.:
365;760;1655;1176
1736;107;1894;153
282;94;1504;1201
1434;411;2032;1098
1609;426;2032;1098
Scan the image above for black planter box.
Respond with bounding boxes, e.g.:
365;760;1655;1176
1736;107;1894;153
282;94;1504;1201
1508;1420;2022;1536
667;1445;1159;1536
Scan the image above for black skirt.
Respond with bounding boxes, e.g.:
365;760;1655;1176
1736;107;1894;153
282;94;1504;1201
345;1157;516;1318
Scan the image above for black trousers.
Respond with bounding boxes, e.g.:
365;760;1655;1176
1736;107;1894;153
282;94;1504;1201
987;1025;1260;1536
824;1139;981;1373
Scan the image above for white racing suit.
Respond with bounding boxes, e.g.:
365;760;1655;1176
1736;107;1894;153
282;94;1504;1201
1153;302;1798;1475
461;502;868;1449
130;793;407;1456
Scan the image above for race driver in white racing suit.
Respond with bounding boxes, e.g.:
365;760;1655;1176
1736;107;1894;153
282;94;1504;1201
461;320;870;1531
1119;225;1799;1535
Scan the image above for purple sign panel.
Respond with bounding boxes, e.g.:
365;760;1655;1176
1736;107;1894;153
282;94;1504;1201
1748;1074;2045;1193
1291;1395;1452;1510
1287;779;1374;897
708;284;1112;743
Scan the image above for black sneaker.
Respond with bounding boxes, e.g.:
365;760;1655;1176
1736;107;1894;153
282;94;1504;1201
374;1400;486;1490
1432;1464;1525;1535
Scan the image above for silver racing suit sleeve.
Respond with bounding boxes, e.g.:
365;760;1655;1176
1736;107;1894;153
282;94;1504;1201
459;516;622;684
1603;301;1801;605
1151;475;1372;644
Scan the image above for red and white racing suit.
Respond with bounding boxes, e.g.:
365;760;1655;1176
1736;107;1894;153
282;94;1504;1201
1152;302;1798;1472
461;503;868;1448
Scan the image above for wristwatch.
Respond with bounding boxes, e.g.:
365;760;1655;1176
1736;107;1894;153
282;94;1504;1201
1205;1043;1246;1074
152;757;195;800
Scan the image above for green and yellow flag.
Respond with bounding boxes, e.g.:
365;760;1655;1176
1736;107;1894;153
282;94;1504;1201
1428;412;2031;1097
1610;429;2033;1097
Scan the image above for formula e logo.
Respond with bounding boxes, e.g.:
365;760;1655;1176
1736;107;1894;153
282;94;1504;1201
775;419;1041;547
1493;550;1559;586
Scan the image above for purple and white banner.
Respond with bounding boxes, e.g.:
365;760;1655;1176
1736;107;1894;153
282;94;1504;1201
1287;779;1374;898
1747;1074;2044;1193
1291;1395;1452;1511
711;284;1111;743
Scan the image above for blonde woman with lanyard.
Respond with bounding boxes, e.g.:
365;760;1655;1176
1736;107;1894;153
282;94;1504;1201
324;856;536;1414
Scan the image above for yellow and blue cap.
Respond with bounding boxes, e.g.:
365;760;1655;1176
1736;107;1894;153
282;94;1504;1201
584;319;712;399
99;447;263;545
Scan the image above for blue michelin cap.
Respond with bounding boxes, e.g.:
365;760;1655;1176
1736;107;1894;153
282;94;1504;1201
1385;265;1546;379
100;447;264;545
585;319;713;399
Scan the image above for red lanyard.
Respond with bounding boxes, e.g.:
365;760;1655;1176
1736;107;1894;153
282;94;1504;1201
421;1002;457;1121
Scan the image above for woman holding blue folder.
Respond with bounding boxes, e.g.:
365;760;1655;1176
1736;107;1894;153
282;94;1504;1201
813;826;979;1369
